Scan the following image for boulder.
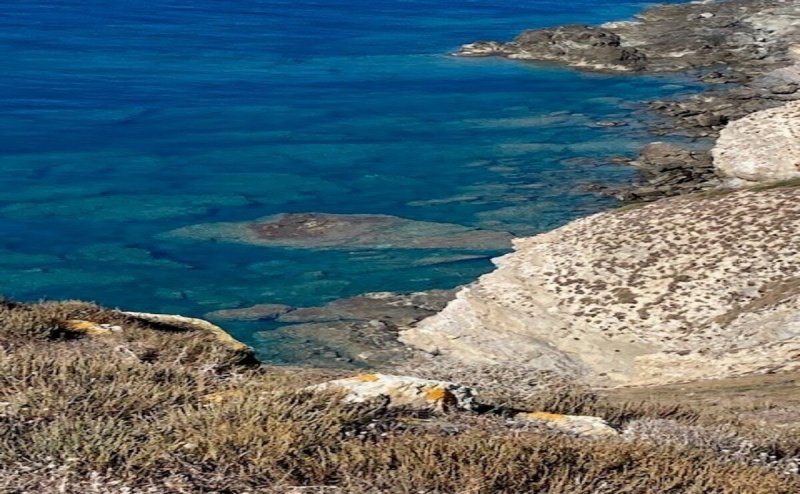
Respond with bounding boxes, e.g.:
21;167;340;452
712;100;800;184
306;373;477;412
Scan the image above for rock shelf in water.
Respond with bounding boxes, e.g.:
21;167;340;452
168;212;513;251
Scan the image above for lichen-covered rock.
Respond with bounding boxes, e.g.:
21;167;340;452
515;411;618;437
306;373;477;412
712;100;800;184
64;320;122;337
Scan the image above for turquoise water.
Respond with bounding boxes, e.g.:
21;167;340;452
0;1;699;354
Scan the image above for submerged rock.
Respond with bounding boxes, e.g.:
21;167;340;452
206;303;292;321
258;290;455;368
168;213;512;251
597;142;719;202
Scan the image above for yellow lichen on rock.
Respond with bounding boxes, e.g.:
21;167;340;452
65;320;118;336
523;411;566;422
307;373;476;412
515;411;618;437
356;373;381;382
425;386;450;402
202;389;245;404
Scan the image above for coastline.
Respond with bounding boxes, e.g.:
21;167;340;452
456;0;800;201
258;0;800;372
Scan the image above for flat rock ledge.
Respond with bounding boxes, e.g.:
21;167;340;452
713;100;800;185
456;0;800;74
401;185;800;386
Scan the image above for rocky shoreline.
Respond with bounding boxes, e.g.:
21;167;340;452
185;0;800;378
395;0;800;385
458;0;800;202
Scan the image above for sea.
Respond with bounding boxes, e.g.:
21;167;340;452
0;0;700;358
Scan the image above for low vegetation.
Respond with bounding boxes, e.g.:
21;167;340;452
2;298;799;493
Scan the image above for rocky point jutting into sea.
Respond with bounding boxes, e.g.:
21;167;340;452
399;0;800;385
457;0;800;201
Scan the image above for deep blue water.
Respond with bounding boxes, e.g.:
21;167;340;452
0;0;699;356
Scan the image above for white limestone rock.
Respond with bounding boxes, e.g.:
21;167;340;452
306;373;478;412
712;100;800;185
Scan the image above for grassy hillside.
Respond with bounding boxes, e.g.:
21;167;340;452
2;299;799;493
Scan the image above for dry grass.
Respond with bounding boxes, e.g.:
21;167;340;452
2;299;800;493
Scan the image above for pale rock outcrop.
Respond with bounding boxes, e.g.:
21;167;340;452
401;186;800;385
122;311;252;354
712;100;800;184
306;373;477;412
306;373;617;437
515;411;618;437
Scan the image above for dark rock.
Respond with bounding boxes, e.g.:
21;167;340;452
257;290;457;369
462;25;648;72
206;303;292;321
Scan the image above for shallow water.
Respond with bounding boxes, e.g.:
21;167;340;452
0;0;700;354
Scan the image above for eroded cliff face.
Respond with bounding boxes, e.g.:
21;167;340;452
400;185;800;385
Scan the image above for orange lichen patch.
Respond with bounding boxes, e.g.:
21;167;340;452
523;411;567;422
355;373;381;382
65;320;115;336
425;386;450;402
202;389;245;404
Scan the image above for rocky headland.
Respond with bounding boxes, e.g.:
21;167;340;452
399;0;800;387
459;0;800;201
